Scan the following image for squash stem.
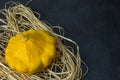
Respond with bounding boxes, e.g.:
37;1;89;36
19;33;29;41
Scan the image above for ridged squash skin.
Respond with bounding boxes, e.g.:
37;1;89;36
5;29;56;73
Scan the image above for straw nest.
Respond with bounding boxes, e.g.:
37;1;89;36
0;1;88;80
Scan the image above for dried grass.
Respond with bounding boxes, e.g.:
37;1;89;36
0;1;88;80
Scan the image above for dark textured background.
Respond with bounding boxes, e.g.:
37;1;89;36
0;0;120;80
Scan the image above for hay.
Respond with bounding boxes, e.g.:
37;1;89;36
0;1;88;80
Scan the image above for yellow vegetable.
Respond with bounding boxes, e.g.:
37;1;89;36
5;29;56;73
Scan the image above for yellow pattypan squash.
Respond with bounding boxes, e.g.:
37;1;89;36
5;29;56;73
